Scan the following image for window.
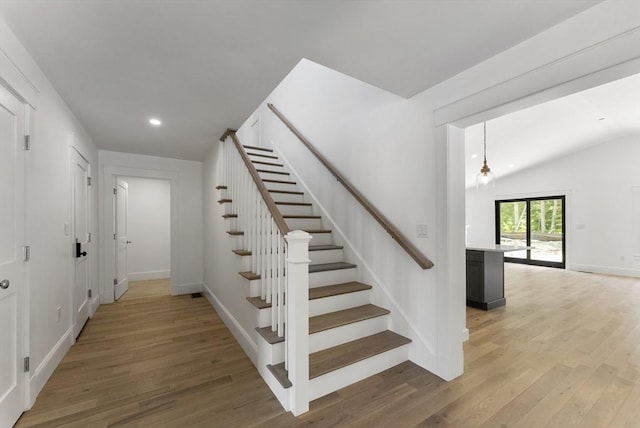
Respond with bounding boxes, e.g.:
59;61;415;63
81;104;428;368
495;196;565;268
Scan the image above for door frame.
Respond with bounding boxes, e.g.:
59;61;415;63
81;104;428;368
69;143;93;339
100;166;178;303
0;55;35;411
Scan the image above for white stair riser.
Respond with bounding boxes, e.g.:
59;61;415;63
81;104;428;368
308;344;410;401
257;315;388;361
263;181;298;191
275;205;313;216
310;316;389;353
268;192;305;203
306;232;332;246
309;268;356;288
309;249;344;265
258;171;292;181
309;290;371;316
285;218;323;230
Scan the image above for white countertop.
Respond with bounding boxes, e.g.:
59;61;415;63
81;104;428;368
466;244;530;253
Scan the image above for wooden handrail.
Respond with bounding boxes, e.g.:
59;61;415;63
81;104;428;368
268;103;434;269
221;130;290;236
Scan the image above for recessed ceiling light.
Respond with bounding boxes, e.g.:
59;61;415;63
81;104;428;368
471;154;479;159
508;163;516;169
598;117;606;121
149;118;162;126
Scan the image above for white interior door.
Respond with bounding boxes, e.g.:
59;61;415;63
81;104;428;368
0;84;26;426
72;149;91;337
114;178;129;300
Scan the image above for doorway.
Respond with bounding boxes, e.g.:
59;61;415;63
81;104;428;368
114;176;171;301
496;196;566;268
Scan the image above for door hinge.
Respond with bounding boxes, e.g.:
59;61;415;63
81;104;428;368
24;357;30;372
113;233;117;240
24;245;30;262
113;188;117;195
88;289;92;298
88;232;92;243
87;177;92;186
24;135;31;151
113;278;117;285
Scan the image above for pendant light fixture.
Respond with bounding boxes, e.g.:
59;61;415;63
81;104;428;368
476;121;495;190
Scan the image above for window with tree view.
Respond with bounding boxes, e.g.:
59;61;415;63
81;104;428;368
496;196;565;268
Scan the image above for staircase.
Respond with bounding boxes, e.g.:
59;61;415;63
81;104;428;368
218;143;412;407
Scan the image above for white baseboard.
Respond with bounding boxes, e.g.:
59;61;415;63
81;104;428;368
573;264;640;278
128;270;171;281
203;283;258;365
174;282;203;295
29;327;73;406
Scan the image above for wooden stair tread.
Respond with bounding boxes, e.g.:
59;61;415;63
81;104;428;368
266;364;292;389
256;326;284;344
309;262;356;273
256;169;289;176
309;304;390;334
252;160;284;167
222;214;237;219
305;229;332;234
268;189;304;195
239;272;260;281
309;245;343;252
275;201;312;206
215;185;227;190
217;199;232;204
263;179;296;185
309;282;372;300
309;331;411;379
255;304;388;343
243;144;273;152
227;231;244;236
246;296;269;308
247;282;372;309
232;249;251;256
247;152;278;159
283;215;321;219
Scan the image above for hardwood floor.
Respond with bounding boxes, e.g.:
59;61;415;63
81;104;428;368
16;266;640;427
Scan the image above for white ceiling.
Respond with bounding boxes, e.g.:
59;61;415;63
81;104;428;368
0;0;601;161
464;73;640;188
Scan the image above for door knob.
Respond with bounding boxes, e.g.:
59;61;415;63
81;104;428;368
0;279;9;289
126;241;132;244
81;251;87;257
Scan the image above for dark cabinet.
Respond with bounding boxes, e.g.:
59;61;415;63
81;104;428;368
466;249;506;310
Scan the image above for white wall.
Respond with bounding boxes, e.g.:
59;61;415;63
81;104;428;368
123;177;171;281
99;151;203;299
0;17;100;403
466;135;640;277
203;0;640;381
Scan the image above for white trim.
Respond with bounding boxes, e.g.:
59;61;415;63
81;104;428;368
202;284;258;364
572;264;640;278
100;166;179;303
0;48;39;108
28;327;73;406
128;270;171;281
176;282;203;294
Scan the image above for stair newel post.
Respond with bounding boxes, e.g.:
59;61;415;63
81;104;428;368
285;230;312;416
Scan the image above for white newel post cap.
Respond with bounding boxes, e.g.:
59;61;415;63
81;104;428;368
285;230;312;263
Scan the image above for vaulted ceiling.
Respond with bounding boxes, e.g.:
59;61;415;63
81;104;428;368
1;0;601;161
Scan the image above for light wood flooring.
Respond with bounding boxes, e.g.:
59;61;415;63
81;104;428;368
15;266;640;427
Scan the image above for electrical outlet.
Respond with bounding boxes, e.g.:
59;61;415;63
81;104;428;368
575;224;586;229
57;306;61;322
416;224;429;238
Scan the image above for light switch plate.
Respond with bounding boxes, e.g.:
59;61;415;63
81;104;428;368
416;224;429;238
